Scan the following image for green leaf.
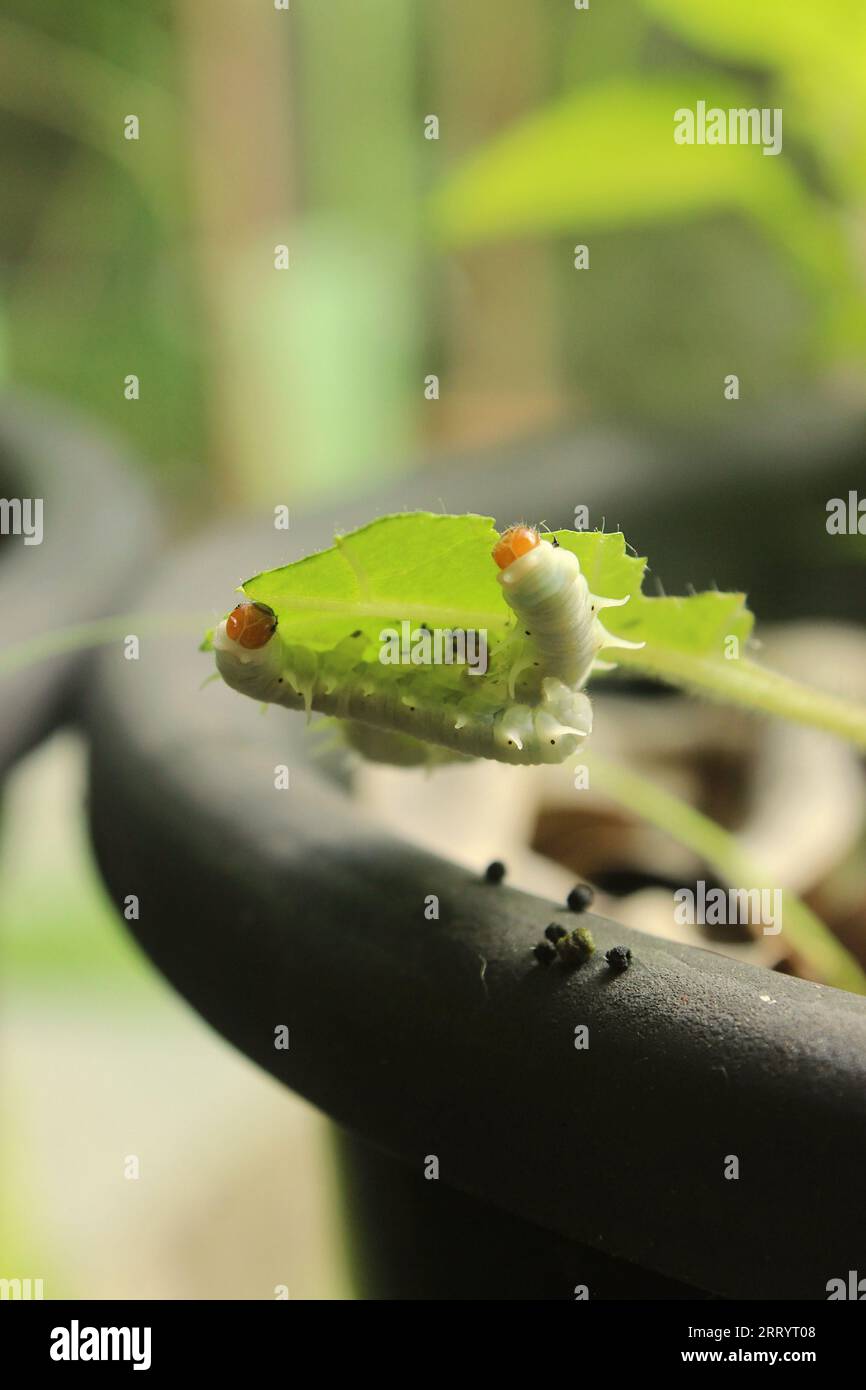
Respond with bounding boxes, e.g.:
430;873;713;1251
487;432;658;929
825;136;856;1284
550;528;645;602
611;590;753;655
552;528;753;661
239;513;692;659
243;512;508;643
641;0;866;82
433;78;816;245
223;512;866;755
430;75;860;322
641;0;866;205
234;512;758;713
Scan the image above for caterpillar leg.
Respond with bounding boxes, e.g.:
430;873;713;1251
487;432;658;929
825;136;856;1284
493;678;592;763
342;721;469;768
594;626;644;653
589;591;630;612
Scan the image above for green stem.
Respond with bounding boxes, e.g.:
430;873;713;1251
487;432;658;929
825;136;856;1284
611;646;866;751
586;754;866;996
0;613;207;678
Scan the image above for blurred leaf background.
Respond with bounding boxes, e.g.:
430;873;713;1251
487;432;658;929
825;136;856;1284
3;0;866;1299
4;0;865;511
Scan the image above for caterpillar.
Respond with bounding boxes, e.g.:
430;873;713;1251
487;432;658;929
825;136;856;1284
212;524;641;767
492;524;642;688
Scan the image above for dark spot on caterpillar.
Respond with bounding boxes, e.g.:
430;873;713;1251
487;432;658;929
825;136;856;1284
552;536;560;547
544;923;567;944
550;739;556;745
484;860;506;884
556;925;595;968
524;630;531;637
533;941;556;966
278;678;283;684
351;629;362;638
606;945;632;972
567;883;594;913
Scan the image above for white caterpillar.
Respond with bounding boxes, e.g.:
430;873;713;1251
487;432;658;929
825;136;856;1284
212;525;642;767
492;524;642;690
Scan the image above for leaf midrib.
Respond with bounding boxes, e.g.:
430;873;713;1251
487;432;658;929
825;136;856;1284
255;594;508;629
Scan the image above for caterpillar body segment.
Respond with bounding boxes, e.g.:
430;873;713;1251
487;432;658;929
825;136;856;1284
213;614;591;766
494;528;643;688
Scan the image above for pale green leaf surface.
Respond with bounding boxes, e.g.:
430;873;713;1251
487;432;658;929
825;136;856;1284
612;590;753;654
243;513;507;645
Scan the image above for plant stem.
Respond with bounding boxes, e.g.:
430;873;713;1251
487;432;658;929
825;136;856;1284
612;646;866;751
0;614;206;678
587;754;866;996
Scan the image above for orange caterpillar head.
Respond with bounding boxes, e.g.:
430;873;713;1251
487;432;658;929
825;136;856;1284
492;525;541;571
225;600;278;649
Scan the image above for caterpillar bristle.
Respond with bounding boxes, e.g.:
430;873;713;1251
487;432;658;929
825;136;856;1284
595;623;644;652
589;591;630;610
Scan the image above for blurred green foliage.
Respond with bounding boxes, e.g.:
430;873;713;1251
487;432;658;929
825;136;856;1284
0;0;204;497
2;0;864;491
432;0;866;424
0;2;204;495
